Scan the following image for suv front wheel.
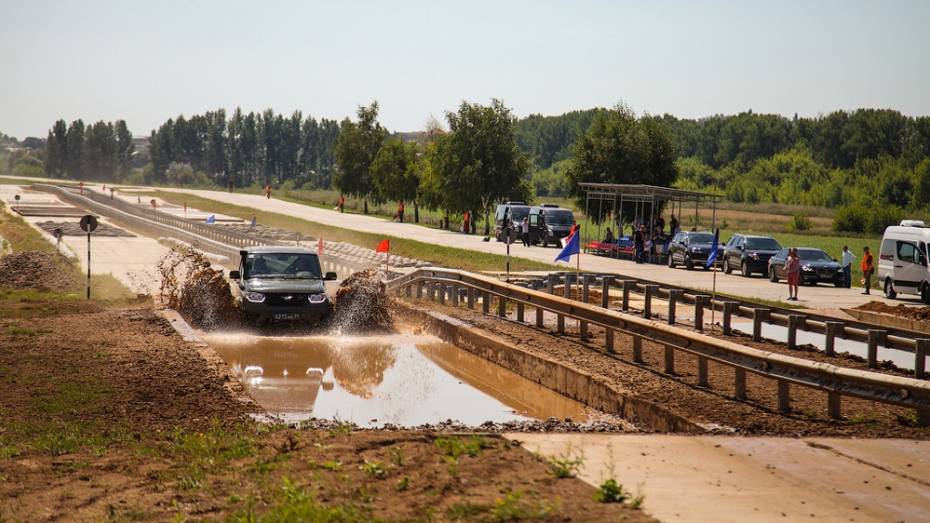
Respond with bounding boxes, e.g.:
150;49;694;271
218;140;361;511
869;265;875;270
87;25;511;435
723;258;732;274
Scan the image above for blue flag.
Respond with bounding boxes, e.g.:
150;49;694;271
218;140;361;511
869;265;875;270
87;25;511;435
706;228;720;268
555;229;580;263
205;215;215;224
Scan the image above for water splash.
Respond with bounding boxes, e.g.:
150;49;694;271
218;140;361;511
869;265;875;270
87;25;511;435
157;245;237;330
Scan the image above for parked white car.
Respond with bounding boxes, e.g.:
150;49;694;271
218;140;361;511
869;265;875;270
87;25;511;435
878;220;930;303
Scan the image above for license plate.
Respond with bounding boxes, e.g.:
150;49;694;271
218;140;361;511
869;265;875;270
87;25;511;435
274;313;300;321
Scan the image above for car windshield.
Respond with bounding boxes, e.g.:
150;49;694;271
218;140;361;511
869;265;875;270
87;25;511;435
689;233;714;243
798;249;831;262
543;210;574;226
746;238;781;250
508;207;530;221
245;253;322;279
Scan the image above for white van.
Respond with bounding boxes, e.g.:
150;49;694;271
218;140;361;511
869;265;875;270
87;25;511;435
878;220;930;303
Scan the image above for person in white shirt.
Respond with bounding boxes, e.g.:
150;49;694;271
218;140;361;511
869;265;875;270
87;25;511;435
840;245;856;288
521;216;531;247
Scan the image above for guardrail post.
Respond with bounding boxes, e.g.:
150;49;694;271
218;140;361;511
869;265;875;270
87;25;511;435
723;302;736;335
667;289;683;325
497;296;507;318
752;308;770;342
558;277;570;333
547;274;555;295
663;345;675;374
787;315;805;349
867;329;885;369
425;281;434;301
516;301;524;323
450;284;459;306
601;276;612;308
482;292;490;314
531;280;544;327
824;321;842;357
693;295;709;331
467;288;476;309
917;409;930;428
437;284;446;305
915;339;928;379
621;280;634;311
582;275;592;303
697;356;709;387
632;335;643;363
405;284;412;298
643;284;659;319
777;381;791;413
605;329;615;353
734;368;746;400
827;392;842;420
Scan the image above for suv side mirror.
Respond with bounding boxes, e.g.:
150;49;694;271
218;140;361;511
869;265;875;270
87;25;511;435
229;270;240;280
324;272;337;281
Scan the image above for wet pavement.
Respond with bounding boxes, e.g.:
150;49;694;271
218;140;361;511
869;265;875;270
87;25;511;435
203;332;593;426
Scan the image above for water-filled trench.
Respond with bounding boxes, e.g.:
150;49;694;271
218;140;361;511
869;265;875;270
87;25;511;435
204;331;593;426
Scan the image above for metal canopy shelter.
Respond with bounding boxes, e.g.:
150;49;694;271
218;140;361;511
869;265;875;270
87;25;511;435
578;183;723;261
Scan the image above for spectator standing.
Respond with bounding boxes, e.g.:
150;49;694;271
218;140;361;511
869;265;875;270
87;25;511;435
861;246;874;295
338;195;345;213
840;245;856;288
521;217;530;247
633;224;645;263
670;214;679;235
786;248;801;301
398;200;405;223
656;214;665;235
463;210;470;234
265;184;272;199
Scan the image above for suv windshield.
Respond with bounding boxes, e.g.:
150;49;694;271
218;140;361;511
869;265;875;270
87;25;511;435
543;210;573;226
689;233;715;243
245;253;322;279
798;249;831;262
746;238;781;250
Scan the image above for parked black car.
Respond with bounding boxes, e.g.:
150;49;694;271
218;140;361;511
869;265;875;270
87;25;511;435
768;248;843;286
230;246;338;325
722;234;783;277
667;231;723;270
529;205;575;247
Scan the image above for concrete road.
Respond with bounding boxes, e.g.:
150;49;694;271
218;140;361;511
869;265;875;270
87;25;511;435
136;186;896;311
513;433;930;523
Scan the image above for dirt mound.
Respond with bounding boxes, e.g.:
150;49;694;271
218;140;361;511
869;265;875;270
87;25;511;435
329;269;394;333
157;246;237;330
0;251;77;292
856;300;930;321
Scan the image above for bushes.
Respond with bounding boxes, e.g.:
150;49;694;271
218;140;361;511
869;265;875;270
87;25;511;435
786;213;812;232
833;204;904;235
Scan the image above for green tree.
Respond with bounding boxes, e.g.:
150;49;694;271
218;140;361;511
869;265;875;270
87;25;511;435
432;99;530;235
370;138;420;221
913;158;930;208
334;102;387;213
567;103;677;222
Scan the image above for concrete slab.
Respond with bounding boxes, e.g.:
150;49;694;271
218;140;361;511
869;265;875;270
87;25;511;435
510;433;930;523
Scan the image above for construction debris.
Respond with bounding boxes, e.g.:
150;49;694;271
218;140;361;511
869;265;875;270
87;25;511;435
0;251;77;292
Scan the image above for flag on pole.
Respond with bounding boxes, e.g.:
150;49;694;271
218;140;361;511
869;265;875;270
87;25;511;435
376;239;390;253
706;228;720;268
555;228;580;263
317;237;324;256
205;214;216;224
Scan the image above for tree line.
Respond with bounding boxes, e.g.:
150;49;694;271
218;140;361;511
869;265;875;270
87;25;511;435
148;108;340;188
44;119;135;182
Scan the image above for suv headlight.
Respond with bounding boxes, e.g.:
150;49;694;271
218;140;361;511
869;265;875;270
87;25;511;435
245;292;265;303
749;252;759;260
801;265;814;272
308;293;327;304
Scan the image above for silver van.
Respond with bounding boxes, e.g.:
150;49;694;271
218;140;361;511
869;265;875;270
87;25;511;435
878;221;930;303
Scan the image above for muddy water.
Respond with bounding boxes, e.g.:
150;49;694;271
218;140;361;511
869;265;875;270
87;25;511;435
204;332;591;426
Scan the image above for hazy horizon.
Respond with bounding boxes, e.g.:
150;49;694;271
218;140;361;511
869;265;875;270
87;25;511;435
2;0;929;139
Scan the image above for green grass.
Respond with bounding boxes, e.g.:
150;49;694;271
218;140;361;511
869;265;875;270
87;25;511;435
146;190;557;273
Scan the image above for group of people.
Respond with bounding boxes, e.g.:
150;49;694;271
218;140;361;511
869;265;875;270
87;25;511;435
598;213;681;264
784;245;874;301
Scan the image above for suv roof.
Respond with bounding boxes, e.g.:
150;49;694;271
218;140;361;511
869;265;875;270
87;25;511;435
241;246;320;255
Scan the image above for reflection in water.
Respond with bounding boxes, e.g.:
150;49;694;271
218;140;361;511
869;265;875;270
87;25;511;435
204;333;591;426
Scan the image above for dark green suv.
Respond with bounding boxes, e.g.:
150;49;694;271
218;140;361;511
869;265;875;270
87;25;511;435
229;246;337;325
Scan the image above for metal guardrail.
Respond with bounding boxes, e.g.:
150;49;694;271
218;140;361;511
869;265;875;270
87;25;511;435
525;272;930;372
387;268;930;426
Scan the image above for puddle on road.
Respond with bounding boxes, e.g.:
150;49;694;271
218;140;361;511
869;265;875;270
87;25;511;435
203;332;591;426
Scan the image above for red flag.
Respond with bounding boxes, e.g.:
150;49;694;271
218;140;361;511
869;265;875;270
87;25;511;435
317;237;324;256
376;239;390;253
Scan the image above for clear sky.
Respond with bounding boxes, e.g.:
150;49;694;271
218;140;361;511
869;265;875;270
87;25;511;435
2;0;928;138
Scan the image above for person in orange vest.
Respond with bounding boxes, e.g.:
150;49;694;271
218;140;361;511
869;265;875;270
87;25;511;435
861;246;874;295
462;210;470;234
398;200;405;223
338;194;345;213
264;185;272;199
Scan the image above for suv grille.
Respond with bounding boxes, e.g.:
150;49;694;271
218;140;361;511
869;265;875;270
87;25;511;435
265;293;309;306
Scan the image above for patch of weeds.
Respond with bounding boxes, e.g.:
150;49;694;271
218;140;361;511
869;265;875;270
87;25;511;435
595;479;628;503
489;491;555;521
328;420;354;437
395;476;410;492
446;502;489;520
352;484;374;503
8;325;41;336
361;459;386;479
32;381;110;415
847;413;879;425
389;447;404;467
229;478;374;522
434;436;490;459
320;460;342;471
177;475;202;491
897;411;926;428
548;444;584;479
252;453;289;475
